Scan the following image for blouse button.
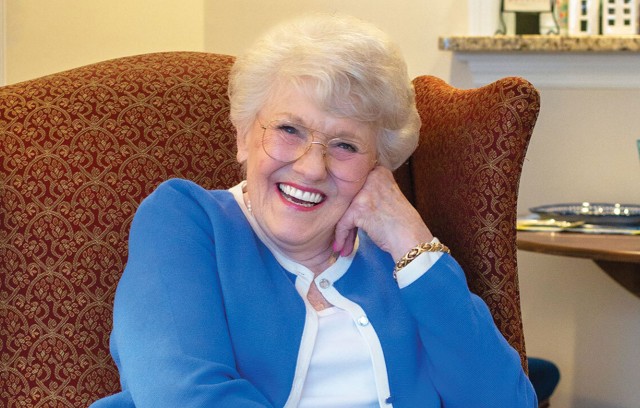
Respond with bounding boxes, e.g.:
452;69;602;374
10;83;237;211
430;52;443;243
318;279;331;289
357;315;370;326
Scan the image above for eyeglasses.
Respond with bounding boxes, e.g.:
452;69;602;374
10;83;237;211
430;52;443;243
260;119;377;182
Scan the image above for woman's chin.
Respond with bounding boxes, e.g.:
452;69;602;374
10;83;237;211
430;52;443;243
264;223;333;254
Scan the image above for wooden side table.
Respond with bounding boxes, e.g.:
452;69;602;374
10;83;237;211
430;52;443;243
517;231;640;298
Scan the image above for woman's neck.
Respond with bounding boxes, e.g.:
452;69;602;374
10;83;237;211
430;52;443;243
287;245;338;276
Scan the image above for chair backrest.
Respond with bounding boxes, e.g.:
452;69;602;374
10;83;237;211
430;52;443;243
0;52;243;406
409;75;540;369
0;53;539;404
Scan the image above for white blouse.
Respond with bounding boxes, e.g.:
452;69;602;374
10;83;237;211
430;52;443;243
298;307;379;407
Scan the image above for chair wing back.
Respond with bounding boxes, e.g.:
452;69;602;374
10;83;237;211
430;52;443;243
408;76;540;368
0;52;243;406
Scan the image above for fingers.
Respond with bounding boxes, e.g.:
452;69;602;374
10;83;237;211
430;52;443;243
332;166;391;257
342;166;433;260
333;227;357;257
333;212;358;256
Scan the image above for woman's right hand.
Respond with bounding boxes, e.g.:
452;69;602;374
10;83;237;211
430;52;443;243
332;166;434;262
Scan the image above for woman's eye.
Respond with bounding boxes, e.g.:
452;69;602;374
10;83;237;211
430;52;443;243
277;124;301;136
334;141;358;153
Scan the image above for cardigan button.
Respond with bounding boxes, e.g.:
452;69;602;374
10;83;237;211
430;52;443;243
318;278;331;289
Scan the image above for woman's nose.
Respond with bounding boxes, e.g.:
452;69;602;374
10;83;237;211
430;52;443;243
291;142;329;181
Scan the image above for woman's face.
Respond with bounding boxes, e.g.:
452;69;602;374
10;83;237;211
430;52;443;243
236;84;377;259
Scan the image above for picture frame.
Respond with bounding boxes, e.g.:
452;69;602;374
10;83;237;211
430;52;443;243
503;0;553;12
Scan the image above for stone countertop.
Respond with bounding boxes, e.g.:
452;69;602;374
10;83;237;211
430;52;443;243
439;35;640;52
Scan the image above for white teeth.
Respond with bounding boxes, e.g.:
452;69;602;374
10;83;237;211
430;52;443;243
302;191;312;202
279;184;323;204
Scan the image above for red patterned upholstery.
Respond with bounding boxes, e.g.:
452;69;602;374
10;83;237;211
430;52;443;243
0;53;539;405
0;52;243;407
410;75;540;370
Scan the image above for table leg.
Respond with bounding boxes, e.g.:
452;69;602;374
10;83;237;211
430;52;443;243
594;260;640;298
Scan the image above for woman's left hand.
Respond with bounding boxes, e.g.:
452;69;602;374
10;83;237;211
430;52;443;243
333;166;434;261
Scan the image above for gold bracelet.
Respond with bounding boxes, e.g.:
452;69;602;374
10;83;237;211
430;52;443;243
393;241;450;280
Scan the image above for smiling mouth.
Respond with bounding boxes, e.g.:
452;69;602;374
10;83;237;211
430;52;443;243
278;183;325;207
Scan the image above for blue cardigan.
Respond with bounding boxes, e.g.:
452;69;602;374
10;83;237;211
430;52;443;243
91;179;536;408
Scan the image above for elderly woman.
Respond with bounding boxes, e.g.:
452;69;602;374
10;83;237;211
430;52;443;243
92;14;537;408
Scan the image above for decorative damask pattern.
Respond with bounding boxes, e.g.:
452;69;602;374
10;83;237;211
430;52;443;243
0;52;243;407
411;75;540;370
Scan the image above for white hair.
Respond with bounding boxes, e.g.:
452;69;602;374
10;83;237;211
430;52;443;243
228;14;420;170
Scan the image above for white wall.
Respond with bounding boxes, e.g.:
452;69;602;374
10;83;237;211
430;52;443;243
6;1;640;406
203;0;468;81
516;87;640;408
5;0;205;84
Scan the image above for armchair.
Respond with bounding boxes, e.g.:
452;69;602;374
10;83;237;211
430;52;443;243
0;52;539;406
